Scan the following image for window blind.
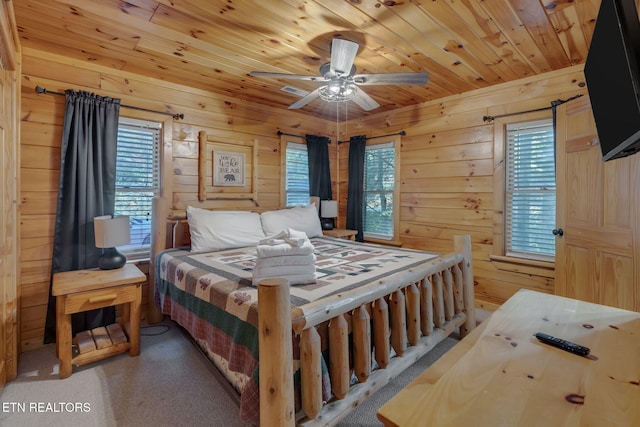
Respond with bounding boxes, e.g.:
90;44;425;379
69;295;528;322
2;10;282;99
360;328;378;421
114;119;161;255
285;141;310;206
505;119;556;260
364;142;395;239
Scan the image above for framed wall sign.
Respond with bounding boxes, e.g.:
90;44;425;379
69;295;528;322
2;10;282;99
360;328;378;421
213;150;245;186
198;131;257;201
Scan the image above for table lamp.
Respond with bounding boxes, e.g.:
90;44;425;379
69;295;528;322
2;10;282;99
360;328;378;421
94;215;130;270
320;200;338;230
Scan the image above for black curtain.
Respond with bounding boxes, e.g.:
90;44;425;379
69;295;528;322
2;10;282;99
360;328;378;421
346;135;366;242
305;134;333;200
44;90;121;344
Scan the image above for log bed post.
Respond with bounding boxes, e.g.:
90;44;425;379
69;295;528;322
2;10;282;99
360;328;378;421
258;278;295;426
455;234;475;337
328;314;349;399
372;297;390;368
148;196;167;324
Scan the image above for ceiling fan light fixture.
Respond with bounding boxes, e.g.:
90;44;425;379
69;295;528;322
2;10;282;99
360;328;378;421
250;38;425;111
319;82;357;102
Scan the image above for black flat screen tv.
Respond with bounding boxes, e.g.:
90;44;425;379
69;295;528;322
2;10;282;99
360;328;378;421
584;0;640;161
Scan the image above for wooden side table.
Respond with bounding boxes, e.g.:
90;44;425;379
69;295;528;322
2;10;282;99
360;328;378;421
52;263;146;379
323;228;358;241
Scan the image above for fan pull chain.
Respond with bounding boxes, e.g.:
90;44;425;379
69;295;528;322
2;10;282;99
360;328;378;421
335;100;349;143
345;101;348;139
336;101;339;143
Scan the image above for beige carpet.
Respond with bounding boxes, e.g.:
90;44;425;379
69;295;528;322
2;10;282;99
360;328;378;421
0;320;458;427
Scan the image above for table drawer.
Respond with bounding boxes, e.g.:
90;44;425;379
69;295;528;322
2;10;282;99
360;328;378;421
63;285;140;314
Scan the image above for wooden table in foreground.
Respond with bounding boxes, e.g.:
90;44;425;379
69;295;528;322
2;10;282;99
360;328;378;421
377;289;640;427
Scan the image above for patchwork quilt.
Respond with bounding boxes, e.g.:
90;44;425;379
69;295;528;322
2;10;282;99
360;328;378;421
155;236;438;425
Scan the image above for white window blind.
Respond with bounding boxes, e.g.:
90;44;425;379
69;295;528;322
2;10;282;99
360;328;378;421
505;119;556;260
114;118;161;258
364;142;395;239
285;141;310;206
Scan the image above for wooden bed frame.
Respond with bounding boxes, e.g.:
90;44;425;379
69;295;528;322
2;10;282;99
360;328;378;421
150;211;476;426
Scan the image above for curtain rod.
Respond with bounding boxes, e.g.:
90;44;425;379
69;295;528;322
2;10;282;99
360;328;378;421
482;94;583;122
35;86;184;120
277;130;332;144
277;130;302;138
337;130;406;145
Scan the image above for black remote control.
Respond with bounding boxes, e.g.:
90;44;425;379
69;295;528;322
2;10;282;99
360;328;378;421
534;332;590;356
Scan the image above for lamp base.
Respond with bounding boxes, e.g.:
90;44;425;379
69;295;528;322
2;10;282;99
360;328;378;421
321;218;335;230
98;247;127;270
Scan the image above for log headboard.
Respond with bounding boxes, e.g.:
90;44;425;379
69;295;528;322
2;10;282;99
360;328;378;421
167;219;190;249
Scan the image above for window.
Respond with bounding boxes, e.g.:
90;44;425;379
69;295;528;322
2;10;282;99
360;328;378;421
505;119;555;260
284;141;310;206
114;118;161;259
364;141;396;240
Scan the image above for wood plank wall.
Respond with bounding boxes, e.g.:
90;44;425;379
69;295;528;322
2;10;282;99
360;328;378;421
338;64;588;310
19;45;586;352
0;0;20;382
19;48;336;352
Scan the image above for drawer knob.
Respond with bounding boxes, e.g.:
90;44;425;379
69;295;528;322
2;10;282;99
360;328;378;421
88;294;118;303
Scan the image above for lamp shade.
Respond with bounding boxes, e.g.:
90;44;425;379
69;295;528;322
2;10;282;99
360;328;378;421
321;200;338;218
94;215;130;248
94;215;130;270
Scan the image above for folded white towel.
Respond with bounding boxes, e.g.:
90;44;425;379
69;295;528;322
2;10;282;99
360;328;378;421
253;263;317;278
253;228;317;286
259;228;308;247
256;238;314;258
252;272;317;286
254;253;316;268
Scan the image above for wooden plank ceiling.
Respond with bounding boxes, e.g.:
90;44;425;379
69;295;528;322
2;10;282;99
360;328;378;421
14;0;601;121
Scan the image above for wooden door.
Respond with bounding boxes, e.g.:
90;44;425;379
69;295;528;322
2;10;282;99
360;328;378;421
555;95;640;311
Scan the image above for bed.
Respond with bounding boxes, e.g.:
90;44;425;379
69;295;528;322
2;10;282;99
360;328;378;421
151;203;476;426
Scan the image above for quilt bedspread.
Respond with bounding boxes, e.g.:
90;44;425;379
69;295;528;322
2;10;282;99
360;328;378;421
155;236;439;424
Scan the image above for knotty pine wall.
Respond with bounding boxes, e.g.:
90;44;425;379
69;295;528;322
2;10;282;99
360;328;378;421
19;46;586;352
338;64;587;310
1;0;20;382
19;48;337;352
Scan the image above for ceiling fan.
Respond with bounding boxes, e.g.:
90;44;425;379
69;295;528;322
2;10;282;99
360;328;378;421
249;38;429;111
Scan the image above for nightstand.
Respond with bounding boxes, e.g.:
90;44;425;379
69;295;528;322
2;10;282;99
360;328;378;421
52;263;146;379
323;228;358;241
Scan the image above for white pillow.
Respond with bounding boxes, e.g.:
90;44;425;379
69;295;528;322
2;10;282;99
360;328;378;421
186;206;266;252
261;204;323;238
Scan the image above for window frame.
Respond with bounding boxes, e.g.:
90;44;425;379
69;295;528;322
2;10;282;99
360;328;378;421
505;118;556;261
491;112;556;270
362;135;401;243
114;116;162;261
280;134;310;207
284;140;311;207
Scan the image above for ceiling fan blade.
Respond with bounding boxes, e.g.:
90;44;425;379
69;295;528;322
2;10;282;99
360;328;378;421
352;87;380;111
249;71;328;82
330;39;359;76
353;72;429;85
288;88;320;109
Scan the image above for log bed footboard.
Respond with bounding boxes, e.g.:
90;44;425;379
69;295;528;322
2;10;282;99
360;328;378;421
258;235;475;426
